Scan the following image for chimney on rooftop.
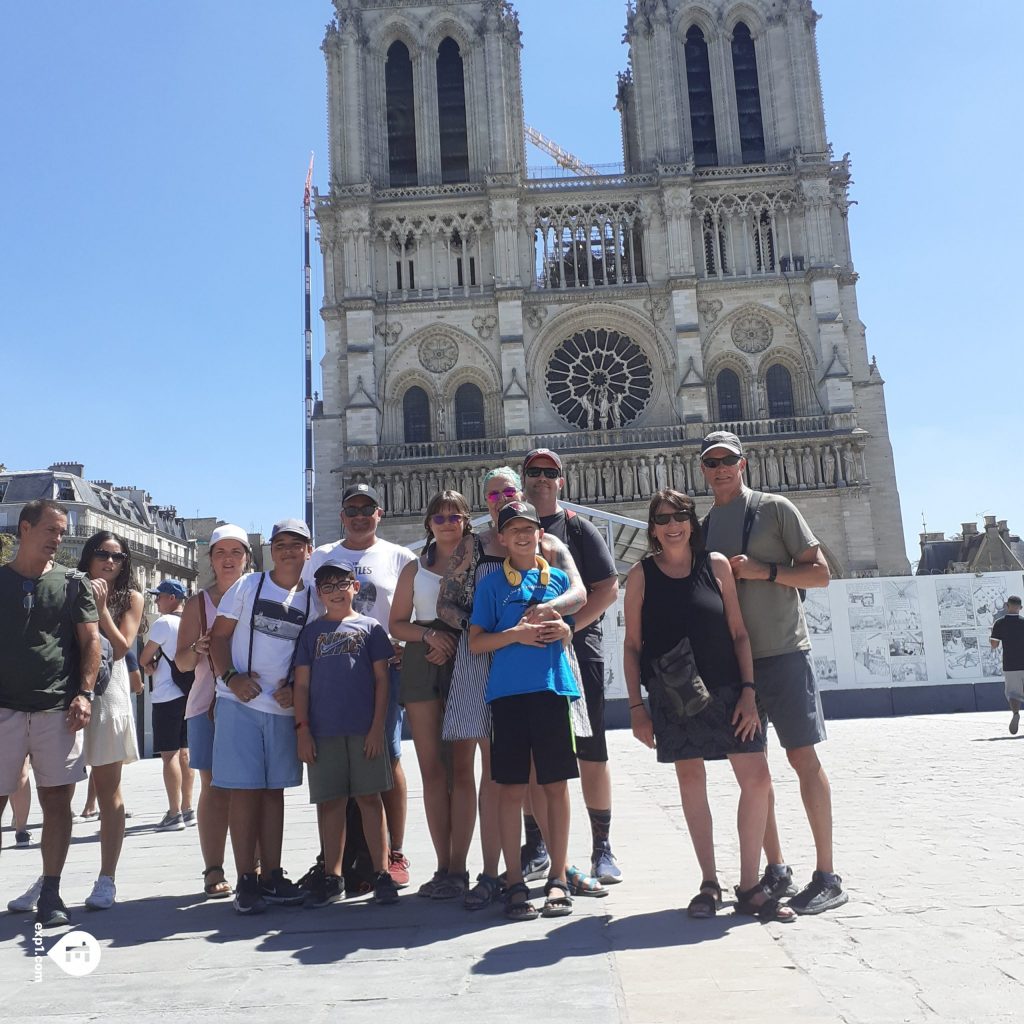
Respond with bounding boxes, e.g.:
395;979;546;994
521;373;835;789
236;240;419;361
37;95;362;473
49;462;84;478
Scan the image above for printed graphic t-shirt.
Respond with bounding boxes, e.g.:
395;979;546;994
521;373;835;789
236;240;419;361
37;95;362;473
215;572;312;717
294;614;394;738
470;566;580;703
306;538;416;629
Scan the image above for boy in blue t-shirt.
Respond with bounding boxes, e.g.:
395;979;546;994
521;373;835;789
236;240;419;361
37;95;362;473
293;559;398;908
469;501;580;921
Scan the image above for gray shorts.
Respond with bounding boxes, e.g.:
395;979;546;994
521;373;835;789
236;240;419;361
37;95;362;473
754;650;826;750
1005;669;1024;704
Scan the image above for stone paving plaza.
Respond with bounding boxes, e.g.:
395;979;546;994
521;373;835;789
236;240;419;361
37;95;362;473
2;711;1022;1023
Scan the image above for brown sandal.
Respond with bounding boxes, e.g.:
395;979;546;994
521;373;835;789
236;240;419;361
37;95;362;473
203;866;232;899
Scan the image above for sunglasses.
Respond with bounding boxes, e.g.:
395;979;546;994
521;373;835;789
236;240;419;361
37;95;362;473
430;514;465;525
317;580;355;594
525;467;560;479
701;454;743;469
23;579;36;613
652;511;692;526
342;504;378;518
93;550;127;563
486;487;518;503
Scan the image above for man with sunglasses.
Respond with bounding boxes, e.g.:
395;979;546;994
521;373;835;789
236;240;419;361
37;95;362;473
305;483;416;889
522;448;622;885
1;499;101;927
699;430;846;915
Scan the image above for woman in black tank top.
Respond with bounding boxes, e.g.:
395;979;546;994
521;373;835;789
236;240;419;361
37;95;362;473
623;490;795;923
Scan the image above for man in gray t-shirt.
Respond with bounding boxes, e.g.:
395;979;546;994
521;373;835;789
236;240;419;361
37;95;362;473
700;431;846;916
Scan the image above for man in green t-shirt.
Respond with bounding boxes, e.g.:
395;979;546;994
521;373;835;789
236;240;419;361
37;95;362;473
700;431;847;916
0;499;101;927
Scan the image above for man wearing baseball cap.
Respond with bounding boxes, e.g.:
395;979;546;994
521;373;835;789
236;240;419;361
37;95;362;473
140;578;194;833
522;447;622;885
304;482;416;890
208;517;313;913
699;430;845;914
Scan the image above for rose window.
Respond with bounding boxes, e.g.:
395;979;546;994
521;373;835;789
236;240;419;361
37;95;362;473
545;329;652;430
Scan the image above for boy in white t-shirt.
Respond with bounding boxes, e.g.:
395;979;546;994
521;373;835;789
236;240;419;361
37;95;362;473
210;519;314;914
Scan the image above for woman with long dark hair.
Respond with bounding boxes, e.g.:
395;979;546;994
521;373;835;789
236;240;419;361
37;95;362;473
77;530;145;910
623;490;795;923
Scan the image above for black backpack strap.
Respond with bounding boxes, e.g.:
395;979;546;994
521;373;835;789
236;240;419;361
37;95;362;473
284;586;313;685
741;491;763;556
246;573;267;676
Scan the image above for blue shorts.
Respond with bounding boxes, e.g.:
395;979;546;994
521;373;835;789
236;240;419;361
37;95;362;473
385;666;403;761
187;712;215;773
211;698;303;790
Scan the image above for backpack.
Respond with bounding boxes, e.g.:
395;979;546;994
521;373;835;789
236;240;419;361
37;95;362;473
64;571;115;697
155;646;195;699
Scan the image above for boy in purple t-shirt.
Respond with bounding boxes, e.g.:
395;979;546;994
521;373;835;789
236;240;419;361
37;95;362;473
293;559;397;907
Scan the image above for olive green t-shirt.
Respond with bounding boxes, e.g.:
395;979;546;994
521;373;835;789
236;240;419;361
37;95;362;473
703;490;818;660
0;564;98;712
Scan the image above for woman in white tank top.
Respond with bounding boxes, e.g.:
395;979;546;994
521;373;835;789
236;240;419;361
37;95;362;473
389;490;468;900
175;524;251;899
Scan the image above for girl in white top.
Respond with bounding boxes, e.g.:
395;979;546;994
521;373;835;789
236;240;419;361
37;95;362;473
175;524;251;899
389;491;467;900
78;531;145;911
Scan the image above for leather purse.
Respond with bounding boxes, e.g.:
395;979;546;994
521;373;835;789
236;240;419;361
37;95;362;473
647;635;711;719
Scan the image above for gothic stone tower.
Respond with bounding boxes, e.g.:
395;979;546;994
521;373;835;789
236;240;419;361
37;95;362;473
313;0;910;576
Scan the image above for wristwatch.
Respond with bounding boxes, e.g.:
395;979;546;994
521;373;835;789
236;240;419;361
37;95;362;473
767;563;778;583
77;690;96;703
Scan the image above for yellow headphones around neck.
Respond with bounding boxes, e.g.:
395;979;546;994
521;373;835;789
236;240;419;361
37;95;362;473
503;555;550;589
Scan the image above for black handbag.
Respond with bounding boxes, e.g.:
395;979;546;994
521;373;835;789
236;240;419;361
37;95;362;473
647;635;711;719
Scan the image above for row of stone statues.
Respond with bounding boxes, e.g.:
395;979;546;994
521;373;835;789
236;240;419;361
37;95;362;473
348;441;866;516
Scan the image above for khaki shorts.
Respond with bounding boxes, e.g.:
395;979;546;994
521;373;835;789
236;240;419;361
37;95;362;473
0;707;87;793
307;733;394;804
1005;669;1024;703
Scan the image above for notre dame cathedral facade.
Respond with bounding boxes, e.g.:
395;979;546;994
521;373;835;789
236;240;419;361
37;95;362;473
312;0;910;576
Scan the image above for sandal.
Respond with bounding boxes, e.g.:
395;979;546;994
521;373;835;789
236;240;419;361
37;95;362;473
431;871;469;901
203;866;232;900
687;879;721;919
541;877;574;918
734;882;797;924
566;865;609;898
504;881;538;921
464;873;503;911
417;870;446;898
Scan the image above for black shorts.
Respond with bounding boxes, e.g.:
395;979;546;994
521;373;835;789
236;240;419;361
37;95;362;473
152;695;188;753
490;691;580;786
573;660;607;763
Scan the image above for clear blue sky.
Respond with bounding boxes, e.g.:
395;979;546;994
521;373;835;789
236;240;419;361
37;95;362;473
2;1;1020;566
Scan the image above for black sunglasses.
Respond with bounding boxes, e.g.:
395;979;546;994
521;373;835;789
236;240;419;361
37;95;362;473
701;454;743;469
652;511;692;526
525;467;560;479
93;551;127;563
342;504;378;518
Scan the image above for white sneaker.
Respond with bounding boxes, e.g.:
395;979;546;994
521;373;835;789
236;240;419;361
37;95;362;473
85;875;117;910
7;876;43;913
157;811;185;831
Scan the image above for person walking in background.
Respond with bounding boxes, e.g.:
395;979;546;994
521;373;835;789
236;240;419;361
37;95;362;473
623;490;794;923
76;531;145;910
990;596;1024;734
175;524;251;899
700;431;844;915
7;759;33;847
1;499;101;927
140;580;194;832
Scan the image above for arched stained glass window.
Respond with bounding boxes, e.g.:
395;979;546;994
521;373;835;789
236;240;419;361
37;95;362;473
766;364;795;418
403;386;431;443
716;369;743;420
454;383;485;440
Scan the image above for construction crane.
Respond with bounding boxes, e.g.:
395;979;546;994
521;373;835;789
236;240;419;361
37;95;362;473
525;124;597;177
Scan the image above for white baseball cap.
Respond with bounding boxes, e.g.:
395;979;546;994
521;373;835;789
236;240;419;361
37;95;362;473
209;524;251;551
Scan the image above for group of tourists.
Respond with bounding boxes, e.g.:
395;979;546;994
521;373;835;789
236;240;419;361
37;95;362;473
1;429;850;927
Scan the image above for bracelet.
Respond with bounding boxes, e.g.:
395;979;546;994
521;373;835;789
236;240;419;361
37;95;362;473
221;668;238;686
190;640;199;653
767;562;778;583
740;683;756;691
629;702;645;711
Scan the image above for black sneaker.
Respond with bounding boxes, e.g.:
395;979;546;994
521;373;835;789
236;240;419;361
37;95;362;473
233;873;268;915
788;871;849;915
373;870;399;905
259;868;306;906
297;855;325;892
307;874;343;909
760;865;798;899
36;890;70;928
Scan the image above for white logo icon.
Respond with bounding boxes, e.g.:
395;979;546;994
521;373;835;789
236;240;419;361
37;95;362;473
47;930;101;977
